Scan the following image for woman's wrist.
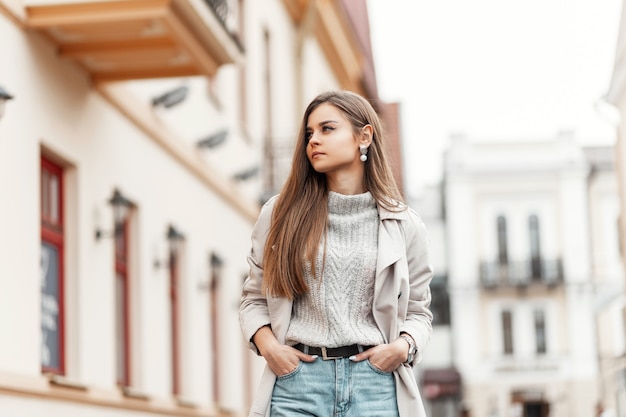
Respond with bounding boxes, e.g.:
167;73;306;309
252;325;276;355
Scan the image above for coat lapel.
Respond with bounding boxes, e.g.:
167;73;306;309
375;206;407;276
373;206;409;342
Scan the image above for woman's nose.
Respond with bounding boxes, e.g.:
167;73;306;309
309;131;320;144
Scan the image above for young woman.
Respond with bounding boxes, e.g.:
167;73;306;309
240;90;433;417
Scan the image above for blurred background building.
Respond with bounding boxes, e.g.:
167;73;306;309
605;1;626;417
440;133;622;417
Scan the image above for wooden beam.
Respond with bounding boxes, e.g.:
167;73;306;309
92;66;200;83
0;0;26;28
26;0;170;28
58;37;177;58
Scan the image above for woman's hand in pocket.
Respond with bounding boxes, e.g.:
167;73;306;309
349;341;406;372
253;327;318;376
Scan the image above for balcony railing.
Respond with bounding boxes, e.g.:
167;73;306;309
480;258;563;288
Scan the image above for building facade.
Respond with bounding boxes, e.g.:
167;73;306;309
443;133;619;417
0;0;393;416
604;1;626;415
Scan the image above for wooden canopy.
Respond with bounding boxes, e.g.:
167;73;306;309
25;0;243;82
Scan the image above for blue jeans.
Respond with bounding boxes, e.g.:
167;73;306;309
270;356;399;417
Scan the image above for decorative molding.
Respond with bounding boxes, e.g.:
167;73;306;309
0;0;25;28
48;374;88;391
0;371;221;416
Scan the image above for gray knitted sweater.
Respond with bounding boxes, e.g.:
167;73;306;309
285;191;385;348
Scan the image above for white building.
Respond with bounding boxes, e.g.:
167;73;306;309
443;132;619;417
590;146;626;417
604;1;626;414
0;0;383;416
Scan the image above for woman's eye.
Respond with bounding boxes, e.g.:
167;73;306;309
322;126;334;132
305;131;312;141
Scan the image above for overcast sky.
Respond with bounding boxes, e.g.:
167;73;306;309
367;0;622;198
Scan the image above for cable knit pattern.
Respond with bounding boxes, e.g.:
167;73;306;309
285;191;385;348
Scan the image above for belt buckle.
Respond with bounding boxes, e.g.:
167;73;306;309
320;347;341;360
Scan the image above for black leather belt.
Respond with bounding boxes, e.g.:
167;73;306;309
293;343;373;360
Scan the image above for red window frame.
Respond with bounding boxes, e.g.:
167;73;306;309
210;263;220;404
40;156;65;375
169;251;180;395
115;219;131;386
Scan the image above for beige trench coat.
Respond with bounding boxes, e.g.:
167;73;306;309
240;196;434;417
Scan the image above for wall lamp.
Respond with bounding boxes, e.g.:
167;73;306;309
0;86;14;122
208;253;224;291
152;85;189;109
95;189;133;240
154;224;185;268
197;129;228;149
198;252;224;291
210;253;223;268
166;224;185;252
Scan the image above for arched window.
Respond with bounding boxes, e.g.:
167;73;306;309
529;214;541;279
497;215;508;265
501;310;514;355
534;309;547;354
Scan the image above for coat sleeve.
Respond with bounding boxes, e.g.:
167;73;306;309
399;208;434;365
239;195;278;354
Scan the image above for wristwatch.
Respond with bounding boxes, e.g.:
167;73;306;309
399;334;417;364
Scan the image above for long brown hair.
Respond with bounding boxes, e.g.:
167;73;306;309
263;90;404;299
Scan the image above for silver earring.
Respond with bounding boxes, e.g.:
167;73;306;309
360;145;368;162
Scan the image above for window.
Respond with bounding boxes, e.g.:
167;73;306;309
501;310;513;355
115;218;131;386
210;253;224;404
497;215;508;265
40;157;65;375
170;246;181;395
262;28;274;193
529;214;542;279
534;309;547;354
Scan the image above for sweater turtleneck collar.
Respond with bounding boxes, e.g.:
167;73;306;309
327;191;376;215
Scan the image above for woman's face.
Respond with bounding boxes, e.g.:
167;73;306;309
305;103;362;177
